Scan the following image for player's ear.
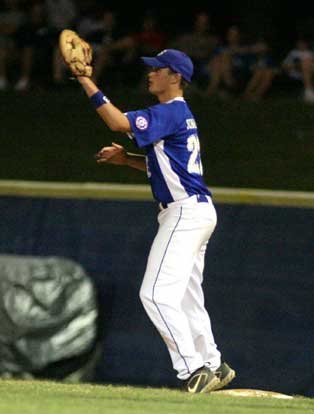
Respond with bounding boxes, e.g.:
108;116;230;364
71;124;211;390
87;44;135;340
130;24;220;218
170;72;181;85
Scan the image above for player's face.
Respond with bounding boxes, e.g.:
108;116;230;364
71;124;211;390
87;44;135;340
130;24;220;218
147;67;176;95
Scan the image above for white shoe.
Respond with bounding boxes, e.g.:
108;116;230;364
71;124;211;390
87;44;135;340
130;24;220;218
0;78;8;91
14;78;30;91
304;89;314;103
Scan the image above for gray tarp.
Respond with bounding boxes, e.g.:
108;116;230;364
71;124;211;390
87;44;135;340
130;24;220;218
0;255;98;376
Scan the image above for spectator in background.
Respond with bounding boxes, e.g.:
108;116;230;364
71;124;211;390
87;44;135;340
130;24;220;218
44;0;78;84
92;12;167;85
45;0;77;34
242;37;277;101
13;1;51;91
170;11;221;88
128;13;167;60
282;37;314;103
207;26;276;100
80;7;118;83
76;4;113;51
130;13;167;87
0;0;26;90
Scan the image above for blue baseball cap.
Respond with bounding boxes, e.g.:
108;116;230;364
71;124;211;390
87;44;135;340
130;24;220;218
141;49;194;82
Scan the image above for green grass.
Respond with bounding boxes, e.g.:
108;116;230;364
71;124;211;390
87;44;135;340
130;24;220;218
0;379;312;414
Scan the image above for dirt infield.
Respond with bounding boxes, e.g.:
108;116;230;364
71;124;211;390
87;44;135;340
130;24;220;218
214;389;293;399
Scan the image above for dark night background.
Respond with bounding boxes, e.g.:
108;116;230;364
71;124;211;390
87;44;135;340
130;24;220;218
94;1;314;58
4;0;314;69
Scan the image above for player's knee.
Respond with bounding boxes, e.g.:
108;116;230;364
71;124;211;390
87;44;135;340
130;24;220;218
154;286;172;306
139;287;152;308
139;286;166;308
140;283;172;309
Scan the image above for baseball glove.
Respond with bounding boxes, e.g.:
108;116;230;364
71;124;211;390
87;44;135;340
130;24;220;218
59;29;93;77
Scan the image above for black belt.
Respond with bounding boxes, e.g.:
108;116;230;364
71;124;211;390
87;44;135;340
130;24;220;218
161;194;209;209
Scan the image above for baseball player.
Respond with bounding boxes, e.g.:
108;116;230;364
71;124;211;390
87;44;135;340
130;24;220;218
74;47;235;393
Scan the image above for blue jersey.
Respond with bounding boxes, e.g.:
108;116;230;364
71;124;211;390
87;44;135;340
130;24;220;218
126;97;211;204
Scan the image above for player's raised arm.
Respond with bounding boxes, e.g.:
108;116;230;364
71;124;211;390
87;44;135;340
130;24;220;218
58;30;131;133
77;76;131;133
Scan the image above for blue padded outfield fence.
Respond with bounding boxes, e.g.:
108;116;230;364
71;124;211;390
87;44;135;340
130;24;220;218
0;180;313;396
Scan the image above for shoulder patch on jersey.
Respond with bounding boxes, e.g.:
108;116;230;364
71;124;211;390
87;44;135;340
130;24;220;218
186;118;197;129
135;116;148;130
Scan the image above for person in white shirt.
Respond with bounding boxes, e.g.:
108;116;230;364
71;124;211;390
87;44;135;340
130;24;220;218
282;38;314;103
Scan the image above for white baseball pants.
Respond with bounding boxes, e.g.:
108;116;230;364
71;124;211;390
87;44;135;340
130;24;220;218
139;195;221;380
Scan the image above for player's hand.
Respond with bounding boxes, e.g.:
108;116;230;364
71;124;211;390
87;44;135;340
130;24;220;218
94;142;128;165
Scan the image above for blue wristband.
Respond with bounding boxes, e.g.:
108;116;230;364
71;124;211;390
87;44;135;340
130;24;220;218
90;91;110;108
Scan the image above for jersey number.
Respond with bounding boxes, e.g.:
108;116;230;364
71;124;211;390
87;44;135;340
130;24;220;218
187;134;203;175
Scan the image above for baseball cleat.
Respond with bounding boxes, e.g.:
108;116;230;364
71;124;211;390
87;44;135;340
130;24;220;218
213;362;236;390
184;366;220;393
